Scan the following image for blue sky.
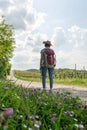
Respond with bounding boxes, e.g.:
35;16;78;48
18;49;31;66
0;0;87;70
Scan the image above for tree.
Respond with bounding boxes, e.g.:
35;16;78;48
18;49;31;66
0;16;15;78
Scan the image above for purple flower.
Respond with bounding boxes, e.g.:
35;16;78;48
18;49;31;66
29;115;35;120
51;116;57;122
65;111;72;117
75;124;84;130
3;108;14;118
34;120;41;128
51;113;57;122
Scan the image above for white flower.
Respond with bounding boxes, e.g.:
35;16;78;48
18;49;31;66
34;120;41;128
20;115;23;118
3;125;8;130
34;124;39;128
35;115;39;119
22;124;27;128
78;124;84;129
2;103;5;107
28;128;33;130
74;124;79;128
74;118;78;122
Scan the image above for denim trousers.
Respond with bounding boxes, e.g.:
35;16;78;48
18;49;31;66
41;66;54;89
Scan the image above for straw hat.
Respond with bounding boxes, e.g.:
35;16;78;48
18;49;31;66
43;40;52;46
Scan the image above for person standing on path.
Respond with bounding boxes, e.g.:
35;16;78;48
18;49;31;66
40;40;56;92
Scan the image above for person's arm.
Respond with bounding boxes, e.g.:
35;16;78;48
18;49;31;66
54;53;56;67
40;51;43;69
40;53;42;69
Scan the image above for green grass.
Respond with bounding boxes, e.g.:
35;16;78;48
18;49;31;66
15;75;87;87
54;78;87;87
15;74;41;82
0;80;87;130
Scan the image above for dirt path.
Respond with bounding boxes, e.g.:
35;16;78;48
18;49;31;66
7;72;87;101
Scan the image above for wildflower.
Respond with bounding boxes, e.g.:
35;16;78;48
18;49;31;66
3;108;14;118
22;124;27;128
34;120;41;129
20;115;23;118
64;111;73;117
30;115;35;120
28;128;33;130
78;124;84;130
51;113;57;122
74;124;79;128
17;115;23;120
3;125;8;130
52;113;57;117
74;118;78;122
75;124;84;130
51;116;57;122
2;103;5;107
35;115;39;119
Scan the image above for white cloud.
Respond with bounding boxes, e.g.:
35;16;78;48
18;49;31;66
11;31;48;70
10;25;87;70
0;0;47;31
68;25;87;50
51;25;87;69
0;0;87;70
0;0;11;10
52;27;67;47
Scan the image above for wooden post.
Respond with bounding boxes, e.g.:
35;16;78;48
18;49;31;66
75;64;77;78
83;66;85;78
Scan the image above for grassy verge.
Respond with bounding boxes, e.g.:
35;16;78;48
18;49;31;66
54;78;87;87
0;80;87;129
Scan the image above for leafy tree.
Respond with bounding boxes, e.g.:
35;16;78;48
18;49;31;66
0;16;15;78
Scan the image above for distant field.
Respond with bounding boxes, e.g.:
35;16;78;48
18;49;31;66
14;70;87;87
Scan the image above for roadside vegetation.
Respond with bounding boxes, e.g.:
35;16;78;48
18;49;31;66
0;16;15;79
0;80;87;130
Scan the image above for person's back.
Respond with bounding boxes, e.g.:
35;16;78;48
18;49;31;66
40;40;56;92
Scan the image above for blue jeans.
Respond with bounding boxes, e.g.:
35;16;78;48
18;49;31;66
41;67;54;89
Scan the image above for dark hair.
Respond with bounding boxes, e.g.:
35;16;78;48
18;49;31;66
45;43;50;47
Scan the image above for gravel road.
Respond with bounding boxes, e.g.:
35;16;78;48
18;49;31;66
7;73;87;101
